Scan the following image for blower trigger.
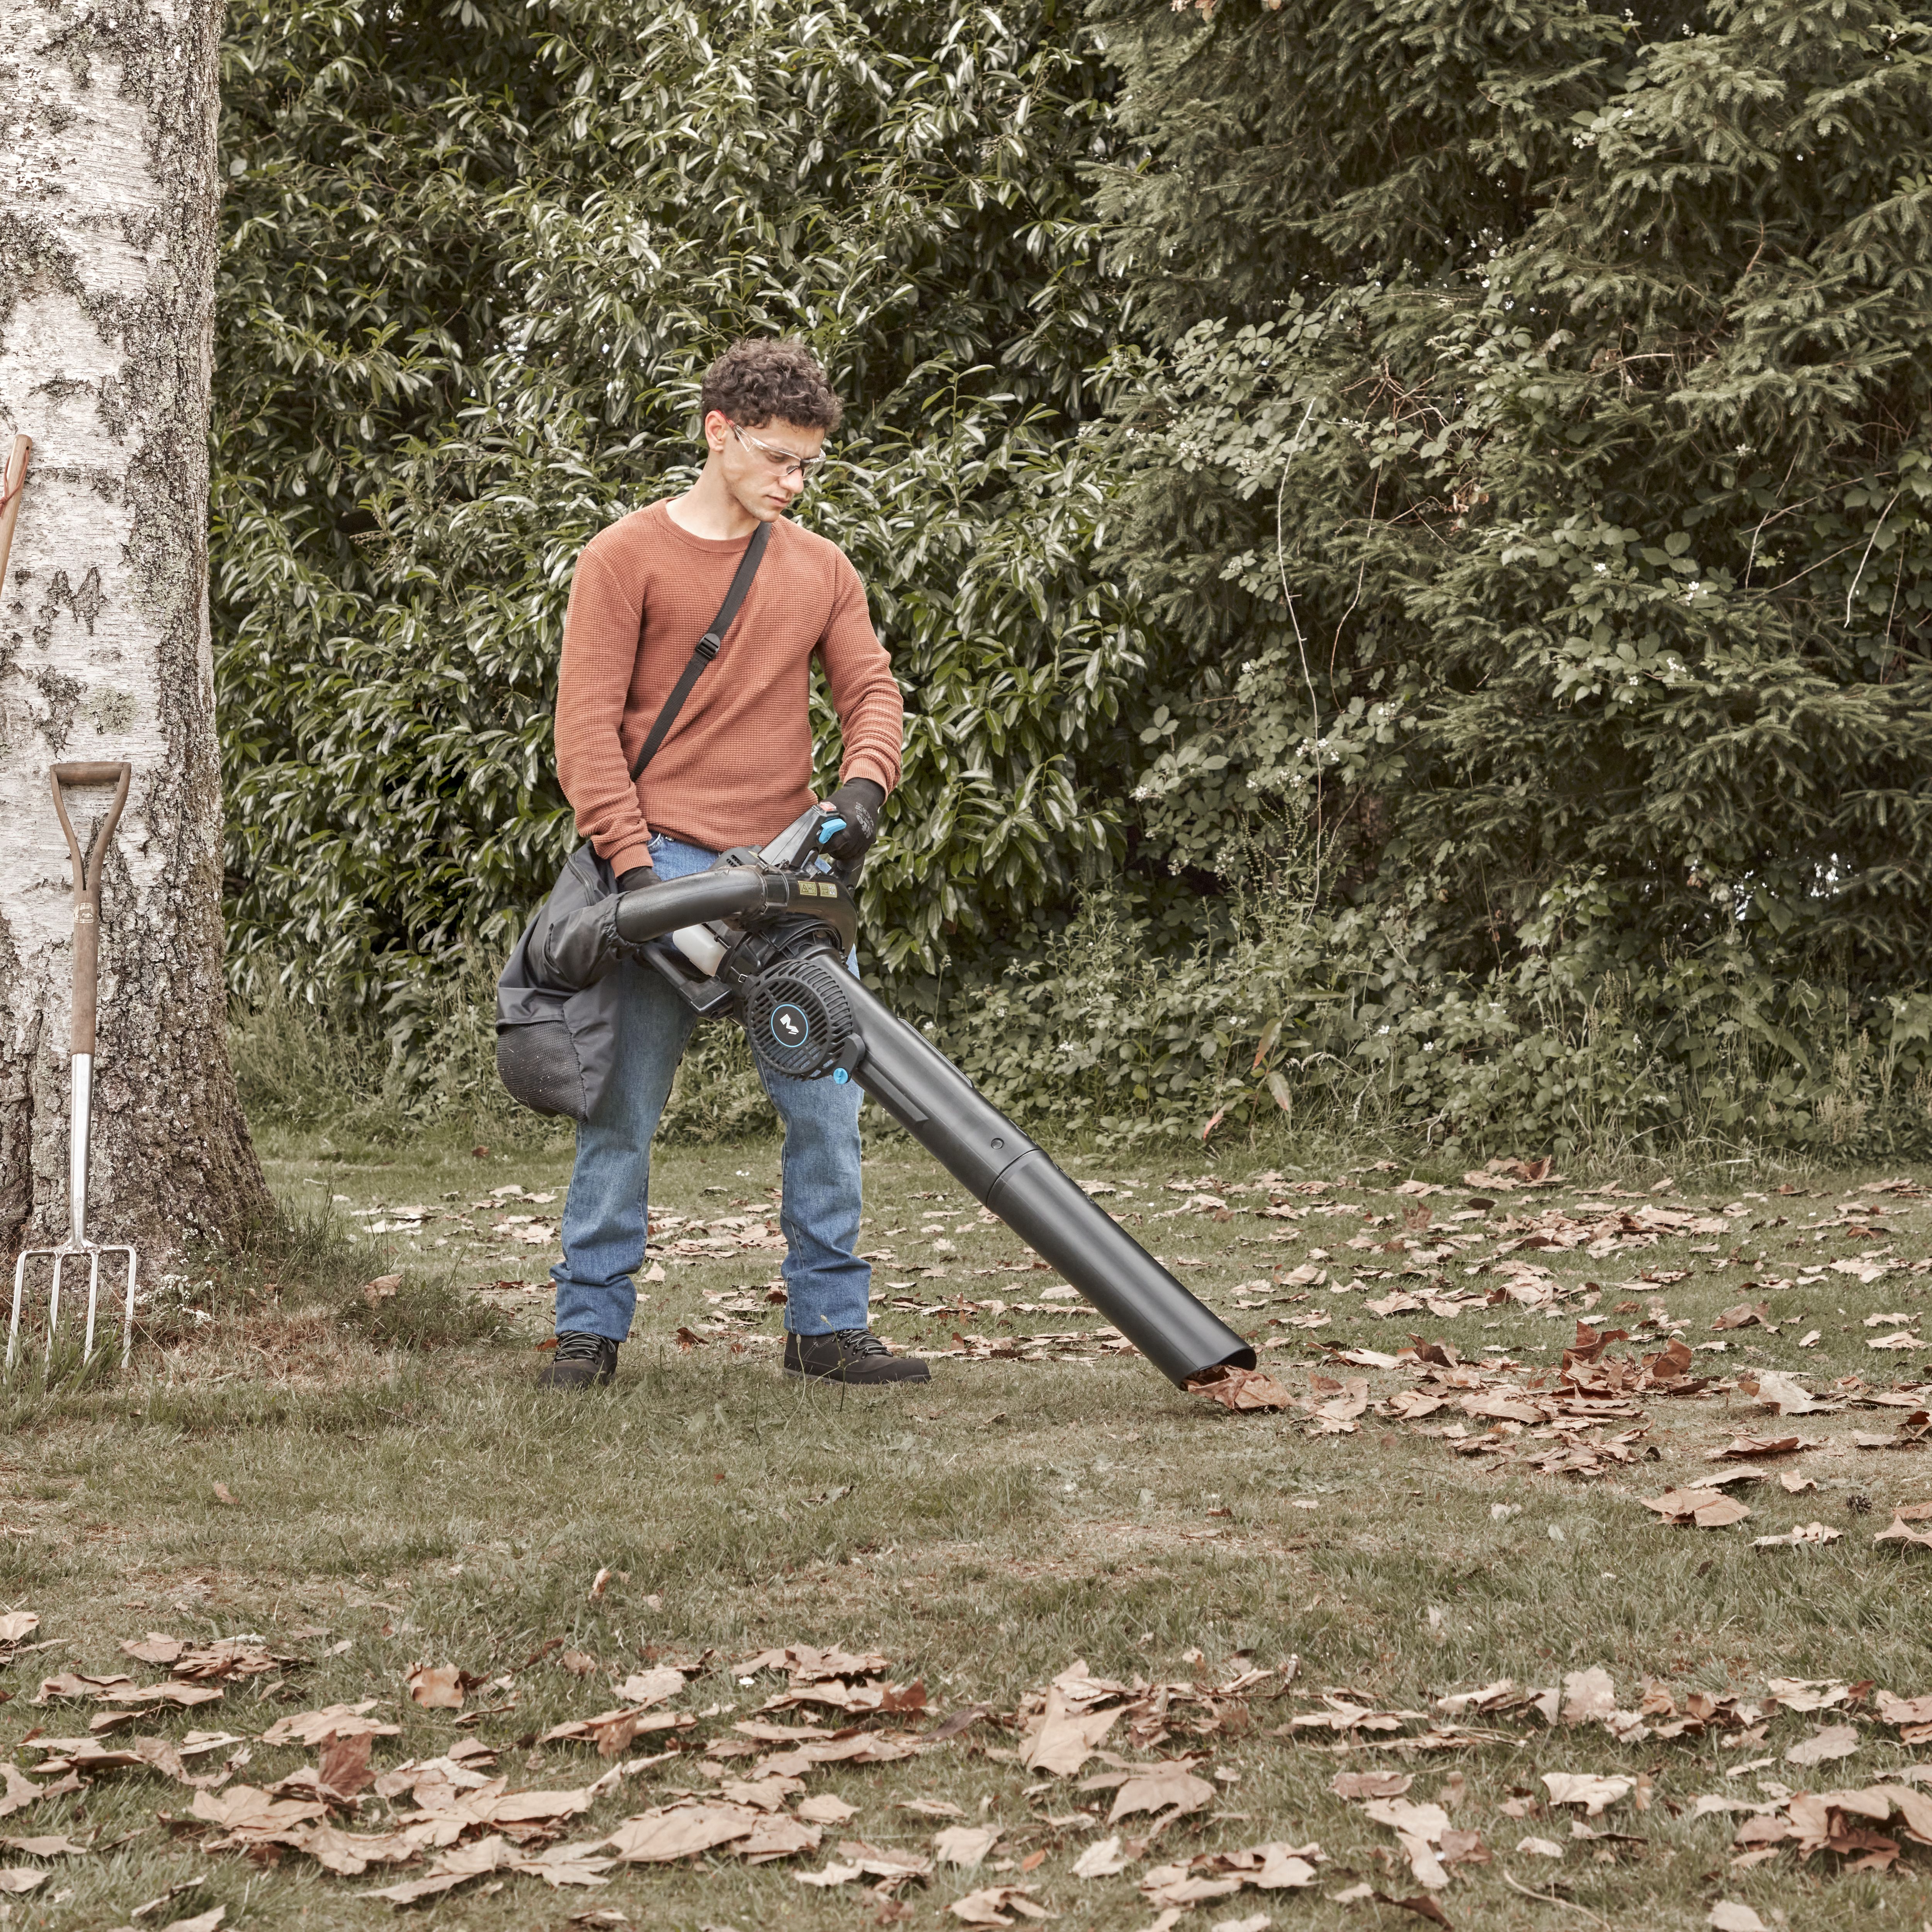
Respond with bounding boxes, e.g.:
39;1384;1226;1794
816;815;846;845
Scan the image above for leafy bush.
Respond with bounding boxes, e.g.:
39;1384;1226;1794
939;879;1932;1159
213;0;1932;1159
214;0;1136;1007
1073;0;1932;1145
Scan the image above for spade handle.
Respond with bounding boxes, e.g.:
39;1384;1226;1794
49;762;131;1055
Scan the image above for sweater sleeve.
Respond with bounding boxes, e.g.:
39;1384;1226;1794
554;545;656;878
817;550;904;796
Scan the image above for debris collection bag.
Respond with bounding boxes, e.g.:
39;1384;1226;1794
493;843;625;1121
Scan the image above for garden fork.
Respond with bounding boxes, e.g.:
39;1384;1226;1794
8;761;139;1369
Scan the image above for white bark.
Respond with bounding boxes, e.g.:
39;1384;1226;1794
0;0;268;1262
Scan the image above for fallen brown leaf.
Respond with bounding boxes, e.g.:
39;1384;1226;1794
153;1912;226;1932
1071;1833;1128;1878
1707;1435;1816;1461
1541;1772;1633;1816
1105;1764;1216;1827
1639;1488;1753;1529
407;1663;478;1710
934;1824;1001;1868
602;1803;764;1863
1020;1684;1122;1777
947;1883;1050;1924
317;1730;375;1799
1374;1891;1452;1927
1560;1667;1616;1727
1333;1771;1412;1800
1753;1522;1842;1549
1365;1797;1452;1889
120;1634;185;1667
258;1703;401;1748
1186;1365;1295;1413
797;1793;857;1825
1784;1723;1859;1767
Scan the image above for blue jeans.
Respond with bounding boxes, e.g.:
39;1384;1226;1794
551;833;871;1343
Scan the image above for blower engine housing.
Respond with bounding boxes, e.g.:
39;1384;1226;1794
742;952;856;1081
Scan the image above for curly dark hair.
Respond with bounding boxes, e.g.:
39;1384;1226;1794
699;338;843;433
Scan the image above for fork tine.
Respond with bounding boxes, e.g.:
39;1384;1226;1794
81;1250;100;1360
116;1249;138;1369
46;1253;63;1366
7;1250;27;1370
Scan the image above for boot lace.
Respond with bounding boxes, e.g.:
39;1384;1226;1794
834;1328;891;1357
553;1330;612;1363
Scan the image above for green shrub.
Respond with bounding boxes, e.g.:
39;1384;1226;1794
214;0;1133;1007
939;876;1932;1160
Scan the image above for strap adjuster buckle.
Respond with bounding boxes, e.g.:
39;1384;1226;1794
696;633;722;660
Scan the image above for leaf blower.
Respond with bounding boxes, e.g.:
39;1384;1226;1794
560;803;1254;1391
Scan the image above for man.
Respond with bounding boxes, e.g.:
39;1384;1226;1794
542;338;927;1391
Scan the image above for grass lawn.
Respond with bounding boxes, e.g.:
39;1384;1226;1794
3;1115;1930;1932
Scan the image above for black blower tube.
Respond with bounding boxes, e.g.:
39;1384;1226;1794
833;970;1255;1389
613;870;777;941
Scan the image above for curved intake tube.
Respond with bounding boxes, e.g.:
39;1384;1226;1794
613;869;773;941
542;868;855;992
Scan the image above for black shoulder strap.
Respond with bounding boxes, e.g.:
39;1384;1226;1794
628;520;773;782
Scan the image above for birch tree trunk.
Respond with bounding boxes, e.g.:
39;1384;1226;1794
0;0;270;1266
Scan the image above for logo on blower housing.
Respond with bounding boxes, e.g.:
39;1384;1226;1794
769;1002;810;1048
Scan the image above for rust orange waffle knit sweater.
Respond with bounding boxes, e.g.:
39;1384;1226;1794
554;500;903;878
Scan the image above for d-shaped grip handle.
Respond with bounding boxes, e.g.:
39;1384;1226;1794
50;761;132;1056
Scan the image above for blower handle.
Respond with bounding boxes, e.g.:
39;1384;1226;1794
49;762;132;1057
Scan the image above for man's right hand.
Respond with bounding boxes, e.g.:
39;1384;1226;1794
616;866;655;894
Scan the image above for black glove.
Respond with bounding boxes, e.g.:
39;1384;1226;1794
819;778;886;863
616;866;656;894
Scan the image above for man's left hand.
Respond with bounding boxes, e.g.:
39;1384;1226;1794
820;778;886;863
